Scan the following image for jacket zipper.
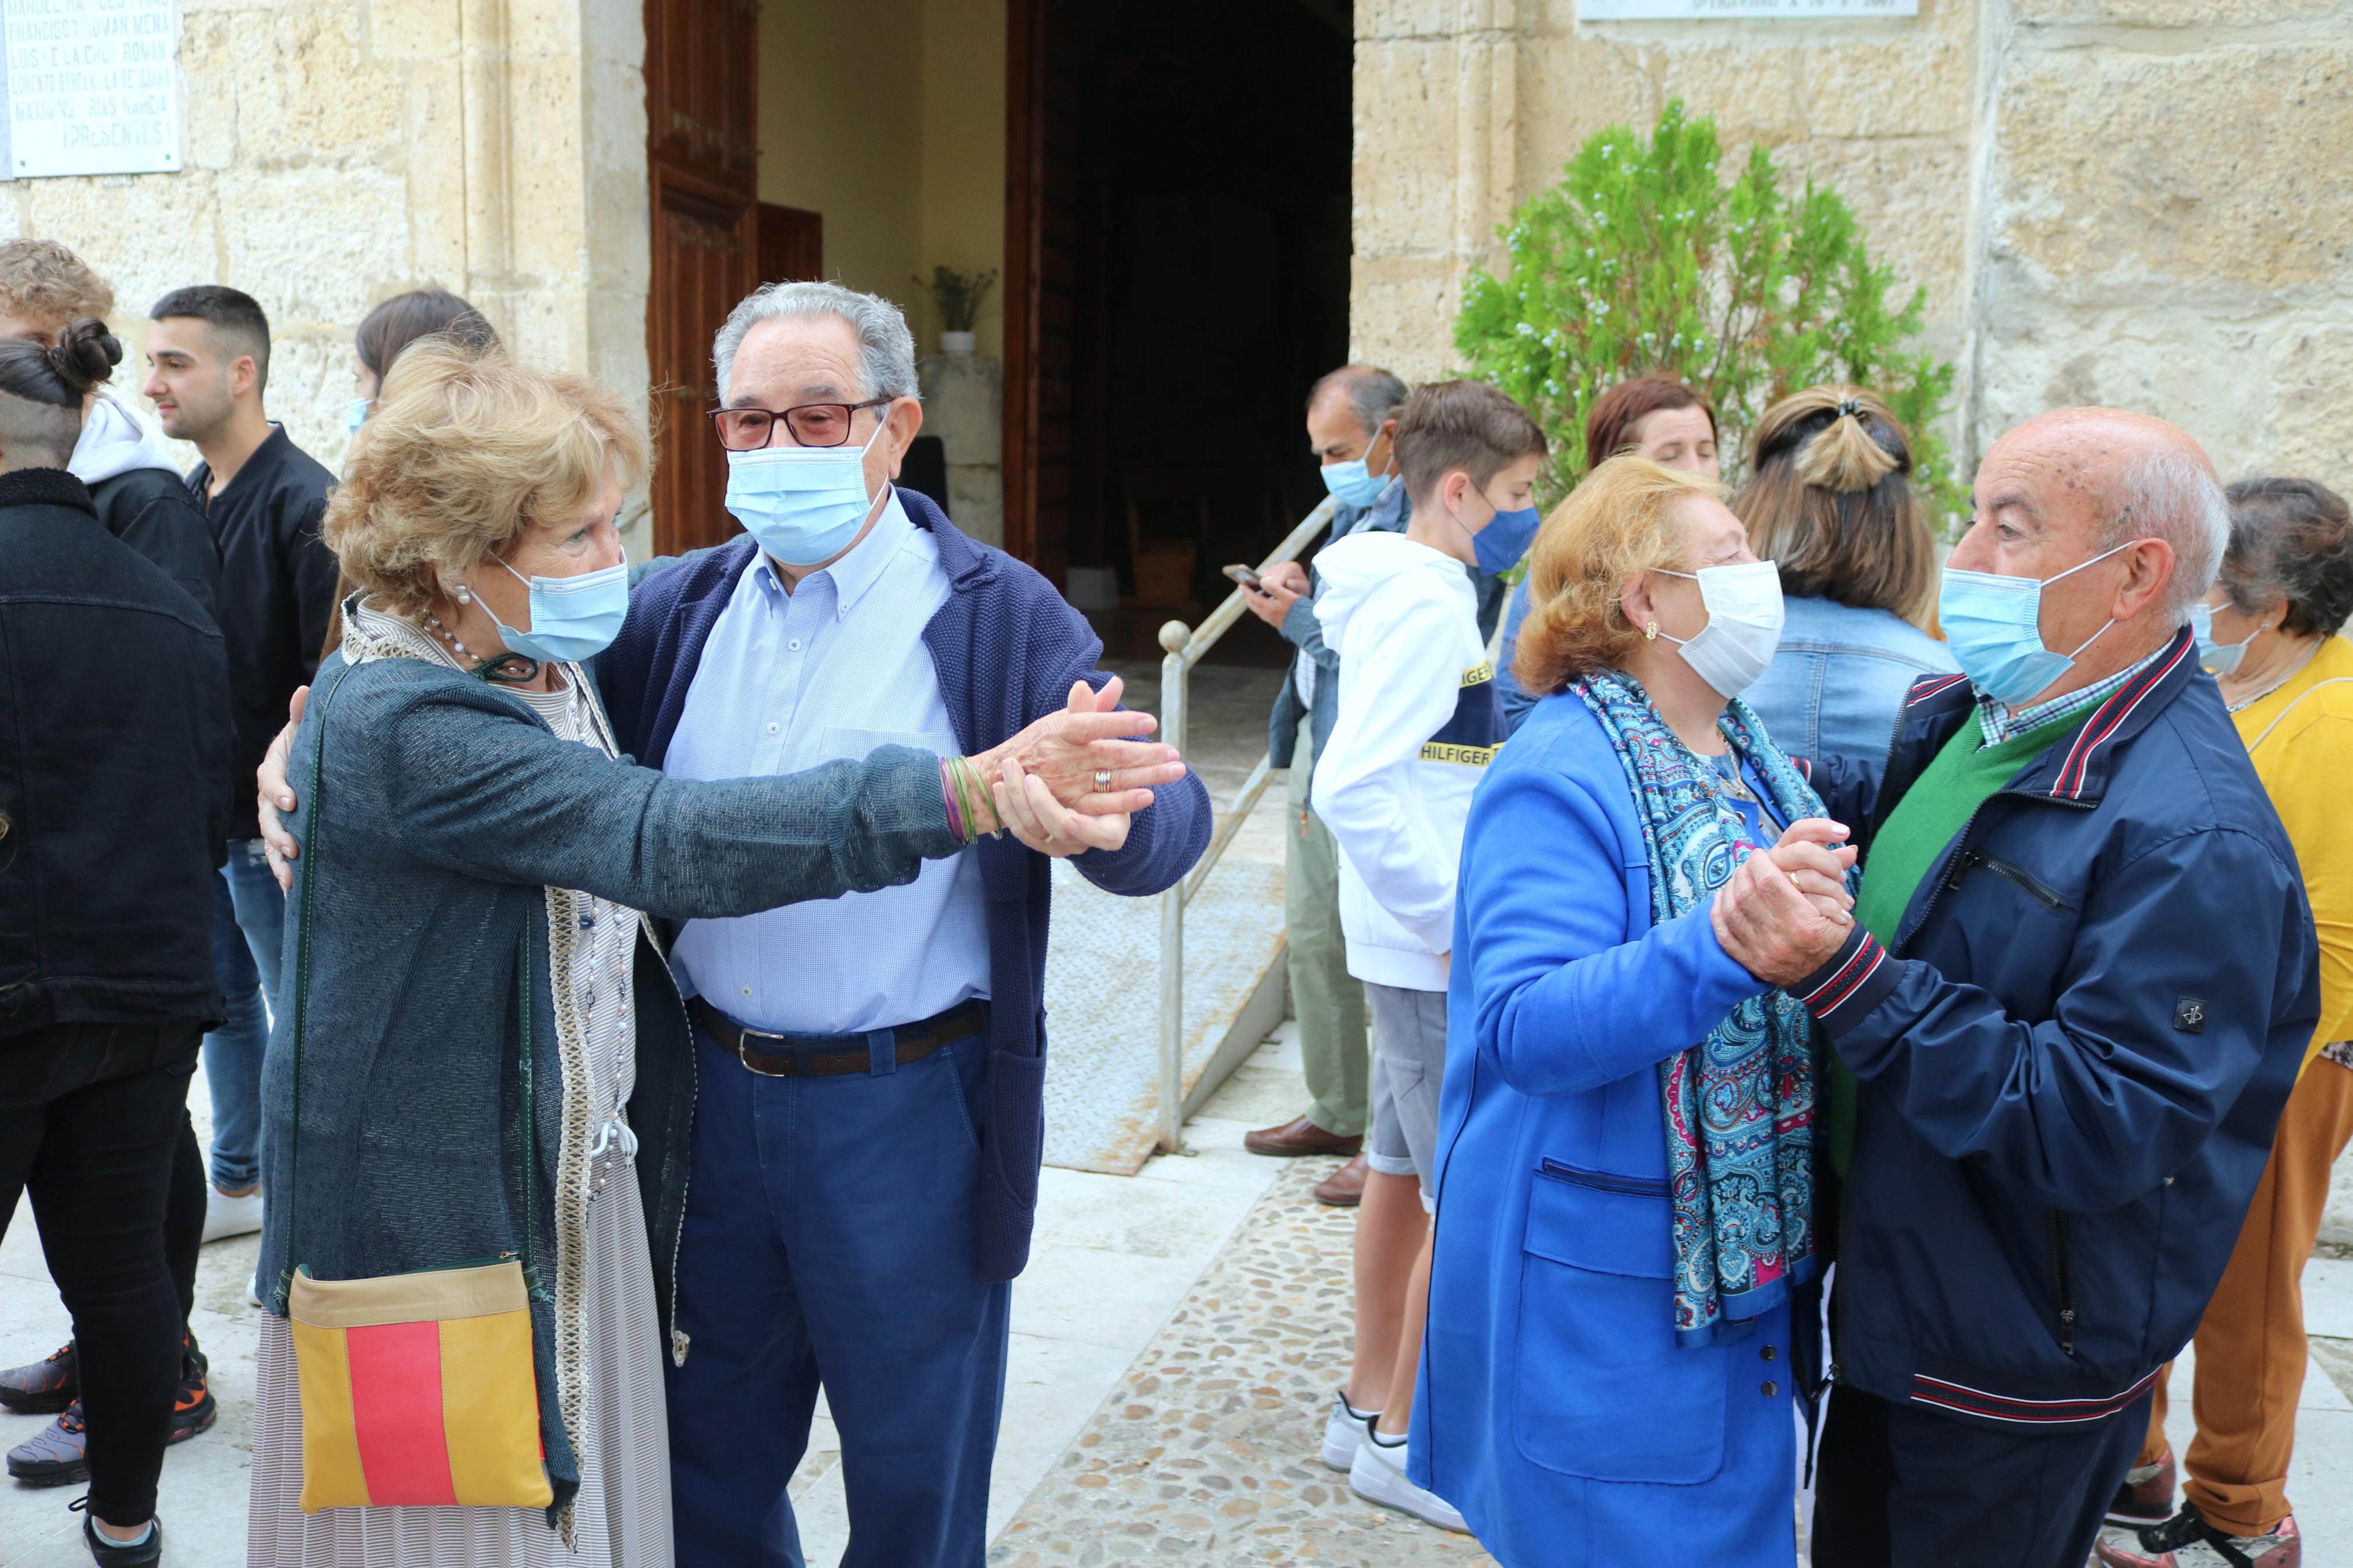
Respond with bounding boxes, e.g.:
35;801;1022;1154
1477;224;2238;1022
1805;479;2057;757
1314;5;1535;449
1536;1158;1669;1197
2046;1210;2078;1356
649;949;697;1368
1947;851;2070;911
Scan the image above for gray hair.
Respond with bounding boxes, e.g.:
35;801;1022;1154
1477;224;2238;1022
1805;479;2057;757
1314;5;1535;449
712;280;920;406
2096;446;2228;622
1306;364;1407;440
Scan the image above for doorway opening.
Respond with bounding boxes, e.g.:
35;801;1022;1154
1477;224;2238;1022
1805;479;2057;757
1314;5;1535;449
1006;0;1353;660
644;0;1353;631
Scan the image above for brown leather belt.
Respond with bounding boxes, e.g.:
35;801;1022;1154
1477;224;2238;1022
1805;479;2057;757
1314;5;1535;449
691;996;987;1079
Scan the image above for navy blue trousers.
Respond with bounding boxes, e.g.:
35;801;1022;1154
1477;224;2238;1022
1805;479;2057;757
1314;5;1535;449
666;1023;1010;1568
1811;1382;2152;1568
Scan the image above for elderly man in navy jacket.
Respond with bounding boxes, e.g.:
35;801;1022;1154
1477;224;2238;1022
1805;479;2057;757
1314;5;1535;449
594;282;1210;1567
1711;410;2317;1568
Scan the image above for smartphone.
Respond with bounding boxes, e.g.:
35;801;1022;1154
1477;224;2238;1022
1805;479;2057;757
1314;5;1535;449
1222;563;1263;589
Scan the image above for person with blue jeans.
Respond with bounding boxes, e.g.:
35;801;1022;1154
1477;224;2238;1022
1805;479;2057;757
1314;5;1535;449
1733;385;1957;763
595;281;1211;1567
144;285;338;1236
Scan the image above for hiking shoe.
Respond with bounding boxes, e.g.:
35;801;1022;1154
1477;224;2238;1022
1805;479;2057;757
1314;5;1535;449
1322;1388;1377;1473
2096;1502;2301;1568
69;1500;163;1567
1348;1426;1468;1533
6;1350;217;1487
0;1341;78;1415
2108;1449;2177;1526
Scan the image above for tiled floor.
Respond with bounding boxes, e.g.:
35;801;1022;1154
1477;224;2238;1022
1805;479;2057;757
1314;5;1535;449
10;1028;2353;1565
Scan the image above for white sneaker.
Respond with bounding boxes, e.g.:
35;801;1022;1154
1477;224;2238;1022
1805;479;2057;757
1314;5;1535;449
201;1186;262;1244
1348;1427;1468;1533
1322;1389;1376;1472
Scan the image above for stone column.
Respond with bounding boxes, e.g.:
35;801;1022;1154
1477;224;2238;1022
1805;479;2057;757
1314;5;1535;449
919;353;1006;547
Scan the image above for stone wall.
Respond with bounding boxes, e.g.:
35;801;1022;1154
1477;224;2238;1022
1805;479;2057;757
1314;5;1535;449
1351;0;2353;489
0;0;651;539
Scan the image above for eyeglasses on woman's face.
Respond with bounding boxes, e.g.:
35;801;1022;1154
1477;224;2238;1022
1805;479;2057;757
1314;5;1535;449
708;398;890;451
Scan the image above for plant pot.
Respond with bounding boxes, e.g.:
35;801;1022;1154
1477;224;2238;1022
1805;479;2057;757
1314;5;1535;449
940;330;977;357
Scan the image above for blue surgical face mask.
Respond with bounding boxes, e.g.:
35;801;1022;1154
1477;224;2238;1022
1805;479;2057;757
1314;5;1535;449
2188;602;2267;677
343;397;371;435
1937;538;2144;706
724;417;885;566
1319;425;1393;510
480;557;629;664
1472;504;1542;575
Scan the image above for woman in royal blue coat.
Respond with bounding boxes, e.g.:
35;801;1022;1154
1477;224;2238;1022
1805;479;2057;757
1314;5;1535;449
1410;456;1856;1565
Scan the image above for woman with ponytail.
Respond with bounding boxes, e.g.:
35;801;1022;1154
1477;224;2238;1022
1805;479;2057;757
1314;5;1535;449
1735;385;1957;762
0;318;236;1567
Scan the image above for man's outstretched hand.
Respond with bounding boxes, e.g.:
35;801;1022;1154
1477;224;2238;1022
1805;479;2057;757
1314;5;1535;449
1712;817;1858;986
988;677;1184;858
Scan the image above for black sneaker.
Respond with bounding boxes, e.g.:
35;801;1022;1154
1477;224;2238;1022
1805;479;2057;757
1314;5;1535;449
5;1346;216;1487
0;1341;78;1415
69;1499;164;1567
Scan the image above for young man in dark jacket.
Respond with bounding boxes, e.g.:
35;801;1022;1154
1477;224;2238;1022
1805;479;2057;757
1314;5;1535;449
0;330;232;1566
140;286;335;1245
1712;408;2318;1568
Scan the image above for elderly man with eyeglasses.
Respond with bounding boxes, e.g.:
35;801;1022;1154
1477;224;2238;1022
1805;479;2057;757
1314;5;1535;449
601;282;1211;1565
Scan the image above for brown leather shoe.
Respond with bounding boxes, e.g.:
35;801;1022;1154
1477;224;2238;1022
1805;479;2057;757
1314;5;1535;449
1314;1151;1369;1207
1244;1115;1362;1158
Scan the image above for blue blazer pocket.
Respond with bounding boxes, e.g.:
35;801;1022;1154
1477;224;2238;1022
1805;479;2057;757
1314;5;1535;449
1511;1162;1729;1484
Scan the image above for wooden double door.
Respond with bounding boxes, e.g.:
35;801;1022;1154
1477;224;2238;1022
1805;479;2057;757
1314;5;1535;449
644;0;821;557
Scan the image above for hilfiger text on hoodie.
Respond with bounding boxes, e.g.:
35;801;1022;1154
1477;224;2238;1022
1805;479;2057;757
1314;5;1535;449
1421;659;1506;767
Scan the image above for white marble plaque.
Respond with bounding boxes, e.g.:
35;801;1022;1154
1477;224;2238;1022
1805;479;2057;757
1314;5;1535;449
1583;0;1915;16
2;0;181;179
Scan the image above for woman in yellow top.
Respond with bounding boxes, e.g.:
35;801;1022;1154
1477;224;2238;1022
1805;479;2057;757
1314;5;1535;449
2099;477;2353;1568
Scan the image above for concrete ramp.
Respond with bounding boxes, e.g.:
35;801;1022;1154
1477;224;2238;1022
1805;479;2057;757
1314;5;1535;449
1040;856;1287;1175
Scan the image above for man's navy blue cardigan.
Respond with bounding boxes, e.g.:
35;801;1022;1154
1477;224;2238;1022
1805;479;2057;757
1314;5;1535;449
598;489;1211;1281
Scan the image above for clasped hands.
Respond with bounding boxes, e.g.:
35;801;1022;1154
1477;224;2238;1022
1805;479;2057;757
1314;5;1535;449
1710;818;1860;987
253;674;1187;890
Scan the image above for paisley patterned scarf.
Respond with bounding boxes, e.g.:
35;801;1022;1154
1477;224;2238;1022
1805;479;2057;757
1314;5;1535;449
1568;669;1823;1346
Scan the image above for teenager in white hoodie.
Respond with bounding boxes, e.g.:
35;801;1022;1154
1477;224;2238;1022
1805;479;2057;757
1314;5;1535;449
1310;381;1546;1533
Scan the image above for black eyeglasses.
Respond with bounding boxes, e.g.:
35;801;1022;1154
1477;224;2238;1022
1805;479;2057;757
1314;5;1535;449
708;398;890;451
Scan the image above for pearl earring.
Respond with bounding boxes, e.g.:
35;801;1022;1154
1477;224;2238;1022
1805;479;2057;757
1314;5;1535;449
454;585;471;605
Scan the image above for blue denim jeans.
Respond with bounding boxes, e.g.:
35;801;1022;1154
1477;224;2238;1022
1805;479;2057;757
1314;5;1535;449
203;839;285;1192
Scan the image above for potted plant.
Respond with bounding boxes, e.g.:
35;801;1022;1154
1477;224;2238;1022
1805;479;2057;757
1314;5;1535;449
918;264;998;357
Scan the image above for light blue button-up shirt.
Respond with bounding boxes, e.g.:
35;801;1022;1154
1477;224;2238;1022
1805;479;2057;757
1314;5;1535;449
666;492;991;1034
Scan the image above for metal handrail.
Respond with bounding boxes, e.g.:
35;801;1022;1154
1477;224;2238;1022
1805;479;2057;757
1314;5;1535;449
1152;494;1340;1153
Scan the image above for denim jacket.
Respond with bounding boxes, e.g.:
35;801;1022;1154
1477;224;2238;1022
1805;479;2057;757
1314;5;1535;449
1740;595;1957;765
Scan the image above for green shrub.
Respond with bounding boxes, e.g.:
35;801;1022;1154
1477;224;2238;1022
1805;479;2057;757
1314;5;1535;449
1454;100;1964;528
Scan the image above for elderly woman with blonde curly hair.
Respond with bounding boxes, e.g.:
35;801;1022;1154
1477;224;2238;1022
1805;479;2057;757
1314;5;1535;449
1407;456;1857;1566
241;344;1180;1567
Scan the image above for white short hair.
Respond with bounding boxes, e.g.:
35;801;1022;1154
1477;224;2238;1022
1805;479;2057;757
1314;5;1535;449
2097;446;2227;622
711;280;920;407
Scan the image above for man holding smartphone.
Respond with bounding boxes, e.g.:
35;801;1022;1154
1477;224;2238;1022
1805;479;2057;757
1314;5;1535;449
1239;365;1409;1206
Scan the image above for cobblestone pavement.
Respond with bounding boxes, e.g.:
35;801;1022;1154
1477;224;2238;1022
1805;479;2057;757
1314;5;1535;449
986;1155;1497;1568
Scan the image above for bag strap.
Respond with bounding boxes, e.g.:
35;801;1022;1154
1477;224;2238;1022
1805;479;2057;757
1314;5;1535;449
279;665;542;1309
2245;676;2353;755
